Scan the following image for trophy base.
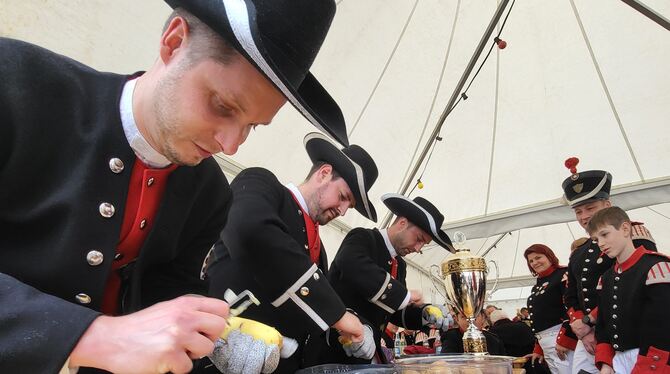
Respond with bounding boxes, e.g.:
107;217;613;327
463;323;488;354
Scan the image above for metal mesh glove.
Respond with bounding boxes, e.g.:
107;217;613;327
339;324;376;360
422;304;452;330
209;331;280;374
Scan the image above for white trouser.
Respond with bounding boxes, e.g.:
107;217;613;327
536;324;574;374
612;348;639;373
572;339;598;373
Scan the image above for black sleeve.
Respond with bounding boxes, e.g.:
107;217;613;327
222;169;346;330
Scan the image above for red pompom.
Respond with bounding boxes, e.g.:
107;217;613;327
497;40;507;49
564;157;579;174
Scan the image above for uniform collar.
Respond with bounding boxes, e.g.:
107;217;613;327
120;78;171;168
379;228;397;259
286;183;310;216
537;265;557;278
615;246;645;273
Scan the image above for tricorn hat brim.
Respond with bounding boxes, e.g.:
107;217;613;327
165;0;349;146
382;193;453;252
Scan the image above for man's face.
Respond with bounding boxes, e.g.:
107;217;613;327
591;223;630;259
391;220;432;257
526;252;551;274
149;51;286;166
308;171;355;225
573;200;611;229
520;309;529;318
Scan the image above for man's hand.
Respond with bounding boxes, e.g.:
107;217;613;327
555;343;570;361
70;295;229;374
581;331;596;355
524;353;543;366
570;318;591;339
600;363;614;374
339;325;376;360
332;311;364;343
409;290;423;305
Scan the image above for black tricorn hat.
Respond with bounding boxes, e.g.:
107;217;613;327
304;132;378;222
381;194;453;252
164;0;349;146
562;157;612;208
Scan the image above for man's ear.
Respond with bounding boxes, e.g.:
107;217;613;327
159;16;189;65
317;163;333;182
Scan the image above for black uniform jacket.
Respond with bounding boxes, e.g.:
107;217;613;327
565;223;656;323
440;327;506;355
595;248;670;370
488;319;535;357
324;228;424;363
207;168;347;344
527;266;577;349
0;39;230;372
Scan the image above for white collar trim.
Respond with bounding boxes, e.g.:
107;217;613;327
120;79;171;168
379;228;397;259
286;183;310;216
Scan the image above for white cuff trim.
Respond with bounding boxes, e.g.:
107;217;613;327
272;263;319;307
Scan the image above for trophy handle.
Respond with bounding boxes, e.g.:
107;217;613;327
429;264;449;302
486;260;500;298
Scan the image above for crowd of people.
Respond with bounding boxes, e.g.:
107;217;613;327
1;1;667;374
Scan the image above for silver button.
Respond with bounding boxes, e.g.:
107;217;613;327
613;304;617;309
147;177;155;187
588;249;594;253
109;158;124;173
76;293;91;304
529;305;533;308
530;313;533;316
313;273;320;281
381;294;387;300
583;268;588;272
586;308;592;312
99;202;115;218
613;295;618;300
298;210;302;215
613;344;619;349
86;250;104;266
585;259;590;263
653;355;660;361
613;324;617;329
529;297;533;300
613;334;618;339
615;276;620;281
614;286;618;290
612;314;617;319
304;244;309;249
584;298;589;302
300;287;309;296
583;288;588;292
581;278;587;282
114;253;123;261
651;364;657;370
140;219;147;229
387;283;393;289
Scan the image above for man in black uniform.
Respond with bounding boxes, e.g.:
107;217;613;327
587;207;670;373
206;132;379;373
323;193;453;363
0;0;350;372
561;158;656;373
441;310;506;355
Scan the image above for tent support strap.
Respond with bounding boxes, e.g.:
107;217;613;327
620;0;670;31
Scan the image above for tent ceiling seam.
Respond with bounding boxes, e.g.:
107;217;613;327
510;230;521;277
347;0;419;138
485;40;501;215
395;0;463;192
647;206;670;220
566;222;577;241
569;0;645;181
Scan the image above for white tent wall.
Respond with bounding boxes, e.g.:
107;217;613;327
3;1;669;310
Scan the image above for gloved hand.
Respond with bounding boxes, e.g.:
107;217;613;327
422;304;452;330
209;317;297;374
338;324;376;360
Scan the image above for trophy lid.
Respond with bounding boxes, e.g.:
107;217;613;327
442;232;487;273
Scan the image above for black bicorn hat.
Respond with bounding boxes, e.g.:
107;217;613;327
562;157;612;208
304;132;378;222
164;0;349;146
381;194;454;252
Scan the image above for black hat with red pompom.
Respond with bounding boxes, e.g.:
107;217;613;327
561;157;612;208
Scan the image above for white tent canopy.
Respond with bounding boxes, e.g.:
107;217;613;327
4;0;669;311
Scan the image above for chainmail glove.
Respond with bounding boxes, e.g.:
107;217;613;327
339;324;376;360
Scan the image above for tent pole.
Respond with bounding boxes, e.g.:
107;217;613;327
382;0;511;228
620;0;670;31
